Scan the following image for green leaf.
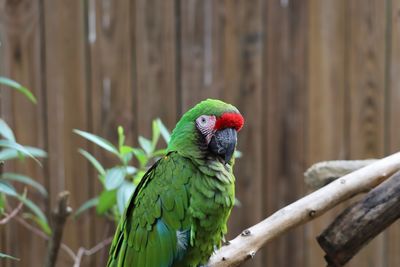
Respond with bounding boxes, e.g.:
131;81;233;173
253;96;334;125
132;148;148;168
156;118;171;144
24;146;47;157
1;173;47;197
0;251;19;261
138;136;153;155
0;193;5;213
78;149;105;176
116;181;135;214
119;145;133;165
234;197;242;207
121;152;133;166
126;166;137;175
23;213;52;235
98;173;105;184
117;126;125;151
96;190;116;215
0;77;37;104
0;119;15;141
234;150;242;159
0;146;47;161
74;197;99;218
0;181;17;196
151;120;161;149
73;129;119;156
15;194;48;228
120;145;134;156
104;167;126;190
0;149;17;161
0;140;41;165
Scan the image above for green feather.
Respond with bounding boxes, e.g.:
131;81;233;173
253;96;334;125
116;240;127;266
134;227;144;251
157;220;174;266
128;222;138;248
175;195;185;220
161;190;175;211
123;247;135;266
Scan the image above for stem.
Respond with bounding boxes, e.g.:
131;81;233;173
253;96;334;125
44;191;72;267
73;237;113;267
14;215;76;260
11;204;111;266
0;201;23;225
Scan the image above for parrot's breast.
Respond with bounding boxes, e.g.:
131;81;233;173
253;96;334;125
178;159;235;266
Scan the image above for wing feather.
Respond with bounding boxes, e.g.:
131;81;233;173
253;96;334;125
107;152;193;267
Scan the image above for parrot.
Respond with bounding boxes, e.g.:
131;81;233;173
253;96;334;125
107;99;244;267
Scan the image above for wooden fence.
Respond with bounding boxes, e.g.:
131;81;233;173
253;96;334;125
0;0;399;266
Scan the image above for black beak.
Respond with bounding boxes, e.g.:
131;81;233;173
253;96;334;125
208;128;237;164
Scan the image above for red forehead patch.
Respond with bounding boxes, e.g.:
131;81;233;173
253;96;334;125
214;113;244;131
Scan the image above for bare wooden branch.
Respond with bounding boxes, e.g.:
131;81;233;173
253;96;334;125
0;201;23;225
73;237;113;267
208;152;400;267
14;214;77;260
9;196;111;266
44;191;72;267
304;159;377;189
317;170;400;267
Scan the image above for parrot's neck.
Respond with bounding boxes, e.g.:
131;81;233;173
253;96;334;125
180;150;235;185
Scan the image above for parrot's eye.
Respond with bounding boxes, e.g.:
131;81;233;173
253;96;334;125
195;115;216;137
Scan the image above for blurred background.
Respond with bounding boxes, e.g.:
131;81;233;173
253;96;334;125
0;0;399;266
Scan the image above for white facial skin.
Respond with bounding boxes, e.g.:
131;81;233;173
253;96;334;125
195;115;216;144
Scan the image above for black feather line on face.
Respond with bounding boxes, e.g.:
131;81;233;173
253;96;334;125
195;126;210;153
195;124;221;165
195;120;213;140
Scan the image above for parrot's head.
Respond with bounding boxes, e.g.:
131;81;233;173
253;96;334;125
168;99;244;165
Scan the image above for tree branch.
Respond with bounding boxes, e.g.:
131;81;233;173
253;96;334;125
304;159;377;189
44;191;72;267
208;152;400;267
317;170;400;266
8;194;111;266
0;201;23;225
13;214;77;260
15;212;111;266
73;237;113;267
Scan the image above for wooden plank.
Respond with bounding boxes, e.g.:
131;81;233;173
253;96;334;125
347;0;387;266
263;0;308;266
306;1;347;266
135;0;178;137
89;0;135;145
386;0;400;266
180;0;224;111
87;0;135;265
0;1;47;266
220;1;264;266
42;0;91;266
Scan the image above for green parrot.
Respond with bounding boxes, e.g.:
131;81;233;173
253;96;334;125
107;99;244;267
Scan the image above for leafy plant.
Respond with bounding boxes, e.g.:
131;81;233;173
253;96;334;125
0;76;37;103
0;78;50;237
0;251;19;261
74;119;171;223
